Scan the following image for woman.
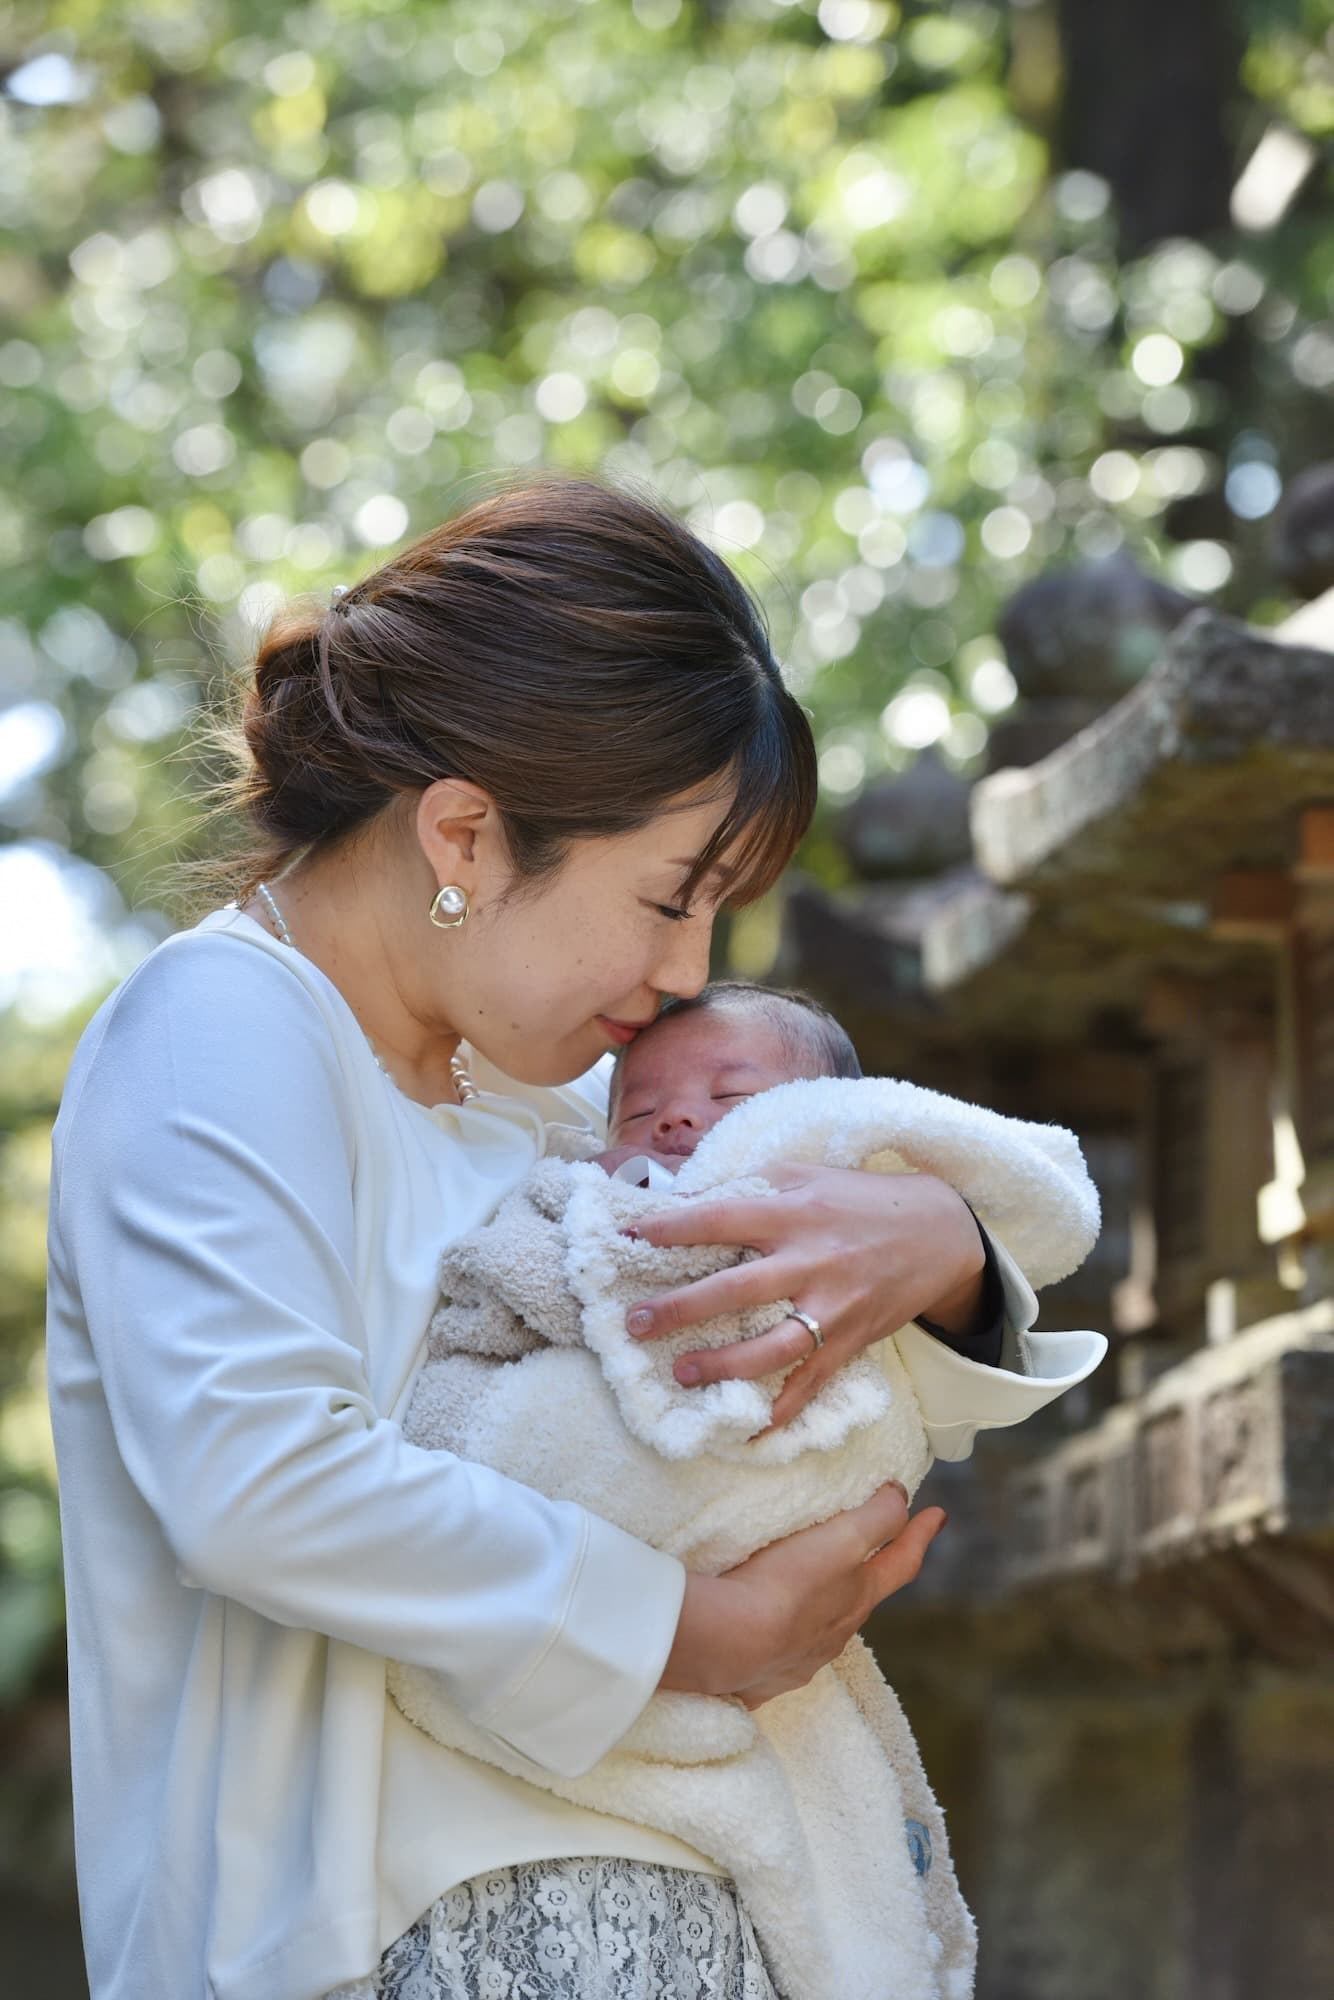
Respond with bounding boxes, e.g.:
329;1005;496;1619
47;475;1012;2000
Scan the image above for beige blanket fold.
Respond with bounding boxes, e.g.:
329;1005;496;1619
389;1074;1102;2000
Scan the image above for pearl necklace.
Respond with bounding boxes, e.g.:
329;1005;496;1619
254;881;479;1106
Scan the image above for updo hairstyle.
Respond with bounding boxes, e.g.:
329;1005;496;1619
226;473;816;908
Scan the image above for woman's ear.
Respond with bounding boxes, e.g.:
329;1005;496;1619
415;778;496;887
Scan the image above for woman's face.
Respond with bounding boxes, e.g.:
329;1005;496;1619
414;783;740;1087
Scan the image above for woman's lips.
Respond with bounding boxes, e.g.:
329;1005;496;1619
596;1014;654;1046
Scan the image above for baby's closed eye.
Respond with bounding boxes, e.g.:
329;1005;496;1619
621;1094;750;1122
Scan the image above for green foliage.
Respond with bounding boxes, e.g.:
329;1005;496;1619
0;1012;71;1709
0;0;1328;893
0;1481;64;1703
1241;0;1334;133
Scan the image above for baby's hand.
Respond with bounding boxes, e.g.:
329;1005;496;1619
593;1143;681;1180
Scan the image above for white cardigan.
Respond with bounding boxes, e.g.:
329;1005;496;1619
46;908;709;2000
46;906;1053;2000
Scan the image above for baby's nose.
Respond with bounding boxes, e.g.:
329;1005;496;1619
653;1101;699;1137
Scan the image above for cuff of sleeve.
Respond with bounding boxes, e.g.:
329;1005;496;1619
895;1321;1109;1459
477;1509;687;1781
986;1230;1041;1370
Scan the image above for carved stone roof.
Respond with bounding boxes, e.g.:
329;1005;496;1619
784;600;1334;1043
971;605;1334;894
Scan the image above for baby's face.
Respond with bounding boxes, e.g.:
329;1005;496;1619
609;1007;801;1160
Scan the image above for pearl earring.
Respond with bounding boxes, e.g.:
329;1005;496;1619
428;884;470;929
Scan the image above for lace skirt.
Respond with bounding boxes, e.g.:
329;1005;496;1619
324;1856;781;2000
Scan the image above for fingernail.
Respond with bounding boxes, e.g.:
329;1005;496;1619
627;1309;653;1336
621;1225;641;1240
676;1360;701;1386
888;1480;909;1504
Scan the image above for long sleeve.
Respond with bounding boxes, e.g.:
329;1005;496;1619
896;1229;1107;1461
50;934;684;1778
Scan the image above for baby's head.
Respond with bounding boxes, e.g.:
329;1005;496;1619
607;982;861;1161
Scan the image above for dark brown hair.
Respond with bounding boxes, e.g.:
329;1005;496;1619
220;472;816;905
608;978;863;1114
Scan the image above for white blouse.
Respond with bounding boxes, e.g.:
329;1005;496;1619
46;907;719;2000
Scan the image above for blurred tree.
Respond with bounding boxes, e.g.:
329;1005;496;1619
0;1009;78;1905
1055;0;1240;252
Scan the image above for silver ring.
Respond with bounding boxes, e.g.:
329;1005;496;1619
789;1307;824;1352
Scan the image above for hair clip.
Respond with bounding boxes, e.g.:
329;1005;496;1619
330;583;349;600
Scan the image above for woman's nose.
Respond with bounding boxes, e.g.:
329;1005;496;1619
654;920;713;1002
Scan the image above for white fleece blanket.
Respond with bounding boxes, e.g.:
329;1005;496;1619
390;1076;1100;2000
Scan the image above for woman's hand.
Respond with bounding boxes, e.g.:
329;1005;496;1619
658;1481;946;1707
624;1164;985;1430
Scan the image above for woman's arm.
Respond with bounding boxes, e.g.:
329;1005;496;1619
52;941;686;1780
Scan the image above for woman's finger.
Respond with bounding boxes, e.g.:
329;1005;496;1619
625;1193;783;1255
752;1355;831;1433
862;1506;947;1610
672;1316;829;1387
752;1315;877;1430
840;1477;913;1555
625;1258;802;1341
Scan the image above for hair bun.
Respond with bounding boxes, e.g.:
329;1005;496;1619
239;606;386;844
